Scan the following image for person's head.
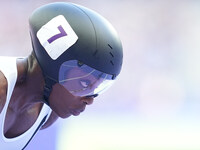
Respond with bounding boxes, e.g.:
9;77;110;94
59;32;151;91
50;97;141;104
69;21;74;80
29;2;123;117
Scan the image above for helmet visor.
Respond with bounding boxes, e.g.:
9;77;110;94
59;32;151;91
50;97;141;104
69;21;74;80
59;60;114;97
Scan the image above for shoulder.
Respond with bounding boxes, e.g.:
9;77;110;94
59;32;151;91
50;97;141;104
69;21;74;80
0;71;7;113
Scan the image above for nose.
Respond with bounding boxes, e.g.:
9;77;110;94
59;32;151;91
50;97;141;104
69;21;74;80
81;97;94;105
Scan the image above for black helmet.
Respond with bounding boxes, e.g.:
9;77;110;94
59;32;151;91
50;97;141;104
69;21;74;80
29;2;123;105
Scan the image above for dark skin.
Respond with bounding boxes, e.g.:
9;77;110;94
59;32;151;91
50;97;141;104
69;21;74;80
0;53;94;138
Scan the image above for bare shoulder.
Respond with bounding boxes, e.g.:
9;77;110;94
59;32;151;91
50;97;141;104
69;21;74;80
0;71;7;113
40;110;59;130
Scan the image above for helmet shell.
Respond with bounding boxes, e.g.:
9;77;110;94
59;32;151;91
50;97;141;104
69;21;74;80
29;2;123;81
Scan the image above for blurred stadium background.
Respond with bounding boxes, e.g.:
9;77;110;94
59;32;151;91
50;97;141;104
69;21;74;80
1;0;200;149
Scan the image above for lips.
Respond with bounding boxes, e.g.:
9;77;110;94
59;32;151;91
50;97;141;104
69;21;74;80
70;108;85;116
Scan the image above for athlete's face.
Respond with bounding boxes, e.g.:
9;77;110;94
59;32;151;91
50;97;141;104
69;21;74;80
48;83;94;118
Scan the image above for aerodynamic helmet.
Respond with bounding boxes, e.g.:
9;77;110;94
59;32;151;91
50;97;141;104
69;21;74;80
29;2;123;105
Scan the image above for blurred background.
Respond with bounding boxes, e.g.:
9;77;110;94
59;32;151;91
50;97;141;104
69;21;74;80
1;0;200;150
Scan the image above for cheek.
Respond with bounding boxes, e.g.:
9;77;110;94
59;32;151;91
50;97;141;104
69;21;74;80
49;93;68;118
48;83;82;118
48;85;69;116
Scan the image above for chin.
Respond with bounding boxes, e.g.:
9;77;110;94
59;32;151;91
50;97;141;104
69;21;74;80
54;110;71;119
60;113;72;119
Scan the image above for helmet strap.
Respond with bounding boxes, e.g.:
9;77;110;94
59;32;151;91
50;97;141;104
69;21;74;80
43;76;56;106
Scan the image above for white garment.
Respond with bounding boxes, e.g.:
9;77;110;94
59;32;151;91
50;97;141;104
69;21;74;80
0;56;51;150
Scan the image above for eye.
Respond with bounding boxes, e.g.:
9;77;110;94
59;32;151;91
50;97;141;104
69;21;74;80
80;80;91;88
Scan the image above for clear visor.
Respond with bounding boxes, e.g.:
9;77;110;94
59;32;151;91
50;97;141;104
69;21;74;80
59;60;115;97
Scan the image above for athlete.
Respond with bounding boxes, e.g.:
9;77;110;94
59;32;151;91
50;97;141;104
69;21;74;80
0;2;123;150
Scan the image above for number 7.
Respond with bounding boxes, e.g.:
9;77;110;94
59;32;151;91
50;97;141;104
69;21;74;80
47;25;67;44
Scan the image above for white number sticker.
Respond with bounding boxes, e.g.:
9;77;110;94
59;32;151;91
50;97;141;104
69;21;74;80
37;15;78;60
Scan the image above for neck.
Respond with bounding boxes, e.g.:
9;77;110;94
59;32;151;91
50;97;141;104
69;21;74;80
11;54;45;111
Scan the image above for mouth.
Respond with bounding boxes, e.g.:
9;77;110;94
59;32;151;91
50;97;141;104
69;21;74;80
70;109;85;116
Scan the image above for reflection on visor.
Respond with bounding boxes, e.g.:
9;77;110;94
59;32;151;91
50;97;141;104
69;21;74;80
59;60;115;97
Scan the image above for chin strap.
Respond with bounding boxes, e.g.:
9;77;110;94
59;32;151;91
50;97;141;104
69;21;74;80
43;77;57;106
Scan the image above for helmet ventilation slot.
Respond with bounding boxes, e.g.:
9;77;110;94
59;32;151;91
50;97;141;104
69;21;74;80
108;44;113;49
